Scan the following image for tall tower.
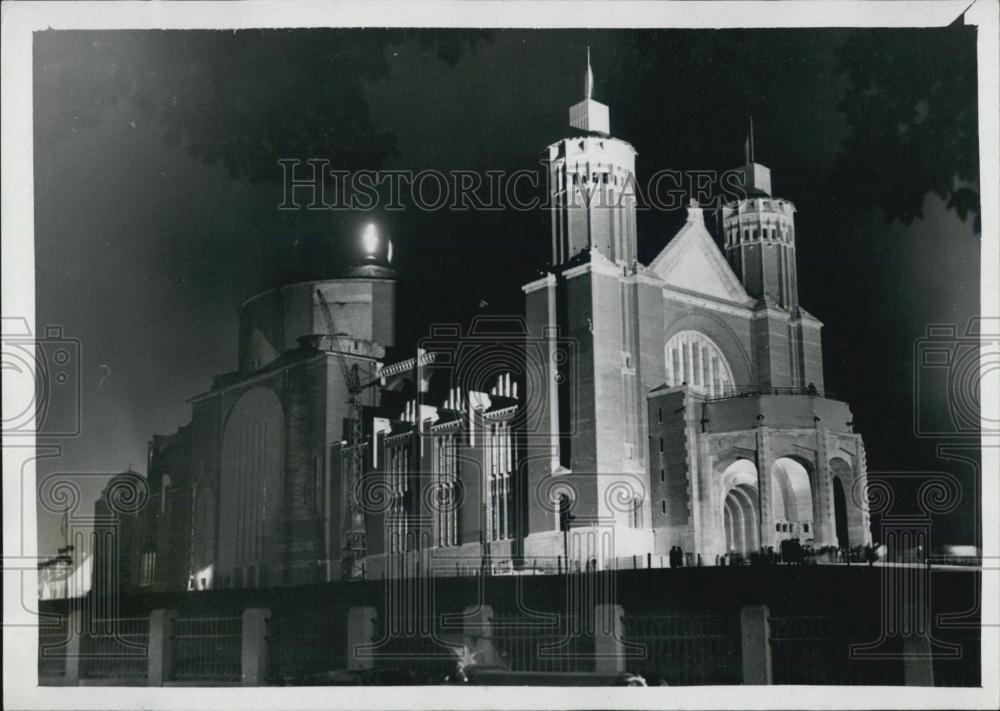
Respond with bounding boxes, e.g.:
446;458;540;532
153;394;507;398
721;131;824;390
547;49;638;267
721;134;799;309
523;53;654;571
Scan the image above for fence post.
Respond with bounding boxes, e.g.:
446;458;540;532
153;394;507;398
740;604;772;684
902;632;934;685
147;609;176;686
64;606;83;684
594;603;626;673
240;608;271;686
346;606;377;671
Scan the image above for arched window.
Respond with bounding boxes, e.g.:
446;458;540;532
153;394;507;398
665;331;735;397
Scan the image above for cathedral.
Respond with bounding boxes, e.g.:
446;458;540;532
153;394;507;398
97;58;871;594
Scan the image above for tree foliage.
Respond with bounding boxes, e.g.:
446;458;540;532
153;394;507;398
34;29;489;182
833;26;980;232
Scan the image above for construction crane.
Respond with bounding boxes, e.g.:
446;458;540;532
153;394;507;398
315;288;382;581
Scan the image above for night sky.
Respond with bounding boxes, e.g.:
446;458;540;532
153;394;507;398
33;27;981;556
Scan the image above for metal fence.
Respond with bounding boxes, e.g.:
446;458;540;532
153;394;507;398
769;615;905;685
171;616;242;683
80;617;150;681
266;608;347;684
932;626;981;687
38;613;69;679
622;611;742;685
492;611;595;673
370;612;460;683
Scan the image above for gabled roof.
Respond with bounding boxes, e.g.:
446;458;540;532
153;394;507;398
648;204;753;305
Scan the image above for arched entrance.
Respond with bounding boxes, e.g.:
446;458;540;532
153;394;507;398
769;457;814;544
720;458;760;556
832;475;849;548
724;484;759;554
828;457;868;548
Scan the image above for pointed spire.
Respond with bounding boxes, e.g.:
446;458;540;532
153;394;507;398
738;116;772;197
585;46;594;100
568;46;609;135
744;115;755;164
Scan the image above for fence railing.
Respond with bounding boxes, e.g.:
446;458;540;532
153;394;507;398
80;616;150;681
622;611;742;685
266;608;347;684
492;611;594;673
931;626;981;687
36;602;974;686
369;612;459;683
702;385;834;401
171;616;242;683
769;614;905;685
38;613;69;679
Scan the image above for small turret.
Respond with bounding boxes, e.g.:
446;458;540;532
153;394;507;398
721;122;798;309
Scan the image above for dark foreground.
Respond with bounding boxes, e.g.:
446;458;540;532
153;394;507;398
38;565;981;687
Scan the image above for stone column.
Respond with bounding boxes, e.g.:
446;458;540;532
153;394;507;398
814;431;836;547
594;603;626;673
852;441;873;546
740;604;772;684
756;428;774;550
346;606;377;671
690;437;710;560
147;609;177;686
240;608;271;686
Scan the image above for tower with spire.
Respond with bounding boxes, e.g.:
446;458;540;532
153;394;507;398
546;49;638;267
720;123;824;390
523;51;654;569
721;121;798;310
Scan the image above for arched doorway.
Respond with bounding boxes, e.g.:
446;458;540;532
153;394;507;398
832;475;849;548
828;457;866;549
719;458;760;556
724;483;759;554
769;458;814;544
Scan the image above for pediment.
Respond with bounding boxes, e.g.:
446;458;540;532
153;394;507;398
648;213;752;304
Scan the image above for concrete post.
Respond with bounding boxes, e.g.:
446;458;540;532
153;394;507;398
63;607;83;684
240;608;271;686
147;609;176;686
902;633;934;686
594;603;626;673
740;604;772;684
346;606;377;671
